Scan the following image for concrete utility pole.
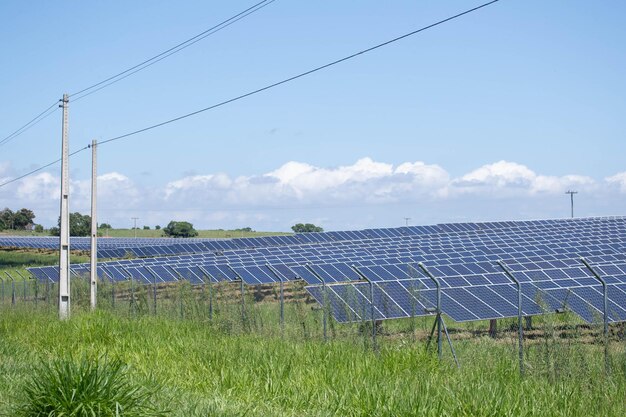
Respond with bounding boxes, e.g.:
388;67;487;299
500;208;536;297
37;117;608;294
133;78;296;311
90;139;98;310
131;217;139;238
58;94;70;319
565;190;578;218
404;217;411;227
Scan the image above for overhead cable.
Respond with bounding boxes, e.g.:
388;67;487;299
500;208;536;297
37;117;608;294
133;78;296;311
70;0;276;101
98;0;500;147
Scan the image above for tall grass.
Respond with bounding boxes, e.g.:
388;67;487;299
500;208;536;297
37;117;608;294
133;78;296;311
14;355;166;417
0;302;625;416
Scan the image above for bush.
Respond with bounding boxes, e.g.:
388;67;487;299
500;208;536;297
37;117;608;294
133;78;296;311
15;355;166;417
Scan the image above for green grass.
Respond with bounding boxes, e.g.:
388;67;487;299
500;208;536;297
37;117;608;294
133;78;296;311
0;250;89;277
101;228;291;238
15;354;166;416
0;228;291;238
2;252;626;415
0;297;625;416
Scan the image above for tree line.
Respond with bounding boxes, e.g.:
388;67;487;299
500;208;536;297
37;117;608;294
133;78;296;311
1;207;324;237
0;208;38;231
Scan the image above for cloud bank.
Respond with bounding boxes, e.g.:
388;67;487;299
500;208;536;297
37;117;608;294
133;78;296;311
1;158;625;231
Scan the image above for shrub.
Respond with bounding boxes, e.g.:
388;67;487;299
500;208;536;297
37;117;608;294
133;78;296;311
15;355;166;417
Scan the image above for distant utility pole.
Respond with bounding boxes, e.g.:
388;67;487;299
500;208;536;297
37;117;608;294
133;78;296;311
58;94;70;320
404;217;411;227
131;217;139;238
565;190;578;218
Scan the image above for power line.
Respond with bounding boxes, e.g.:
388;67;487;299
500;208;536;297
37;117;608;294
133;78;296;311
0;146;90;189
0;101;59;148
98;0;499;147
0;1;276;148
70;0;275;100
0;0;499;190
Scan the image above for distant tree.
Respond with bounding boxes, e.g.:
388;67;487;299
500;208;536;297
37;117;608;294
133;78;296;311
235;227;253;232
34;224;44;233
291;223;324;233
155;225;161;230
0;208;14;230
99;223;112;229
50;212;91;237
13;208;36;229
0;207;36;230
143;225;150;230
163;221;198;238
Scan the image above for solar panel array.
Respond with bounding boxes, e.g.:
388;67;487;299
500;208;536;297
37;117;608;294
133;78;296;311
1;225;432;259
26;216;626;325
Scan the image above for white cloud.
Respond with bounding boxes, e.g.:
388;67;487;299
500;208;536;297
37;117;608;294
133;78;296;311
16;172;59;201
606;172;626;193
1;157;625;230
452;160;596;196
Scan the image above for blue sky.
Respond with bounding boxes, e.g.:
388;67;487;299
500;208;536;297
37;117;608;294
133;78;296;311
1;0;625;231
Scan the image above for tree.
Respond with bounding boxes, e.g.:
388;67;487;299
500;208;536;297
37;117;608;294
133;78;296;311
143;225;150;230
99;223;112;229
34;224;44;233
291;223;324;233
50;212;91;237
163;221;198;238
13;208;36;229
155;225;161;230
0;208;14;230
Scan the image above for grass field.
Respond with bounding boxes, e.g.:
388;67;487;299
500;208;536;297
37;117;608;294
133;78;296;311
1;272;626;416
0;228;291;238
1;251;626;416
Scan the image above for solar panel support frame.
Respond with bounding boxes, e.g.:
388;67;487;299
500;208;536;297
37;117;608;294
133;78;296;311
305;263;328;342
497;260;524;377
580;257;609;374
415;263;459;368
167;266;186;319
197;266;214;321
14;270;28;303
227;266;247;327
351;265;378;352
121;267;136;317
145;266;159;316
266;264;285;334
4;272;16;306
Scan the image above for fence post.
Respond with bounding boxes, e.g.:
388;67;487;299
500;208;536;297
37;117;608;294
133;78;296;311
580;257;610;374
497;260;524;377
306;264;328;342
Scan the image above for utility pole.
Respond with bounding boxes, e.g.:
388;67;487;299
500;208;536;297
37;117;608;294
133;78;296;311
565;190;578;218
90;139;97;310
131;217;139;238
404;217;411;227
58;94;70;320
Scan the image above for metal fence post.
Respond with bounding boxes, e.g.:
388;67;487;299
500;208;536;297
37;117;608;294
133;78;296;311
306;264;328;342
580;257;610;374
351;265;377;352
498;260;524;376
146;267;159;316
198;267;215;322
266;264;285;334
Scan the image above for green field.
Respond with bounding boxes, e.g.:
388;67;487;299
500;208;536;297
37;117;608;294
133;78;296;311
0;228;291;238
1;251;626;416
